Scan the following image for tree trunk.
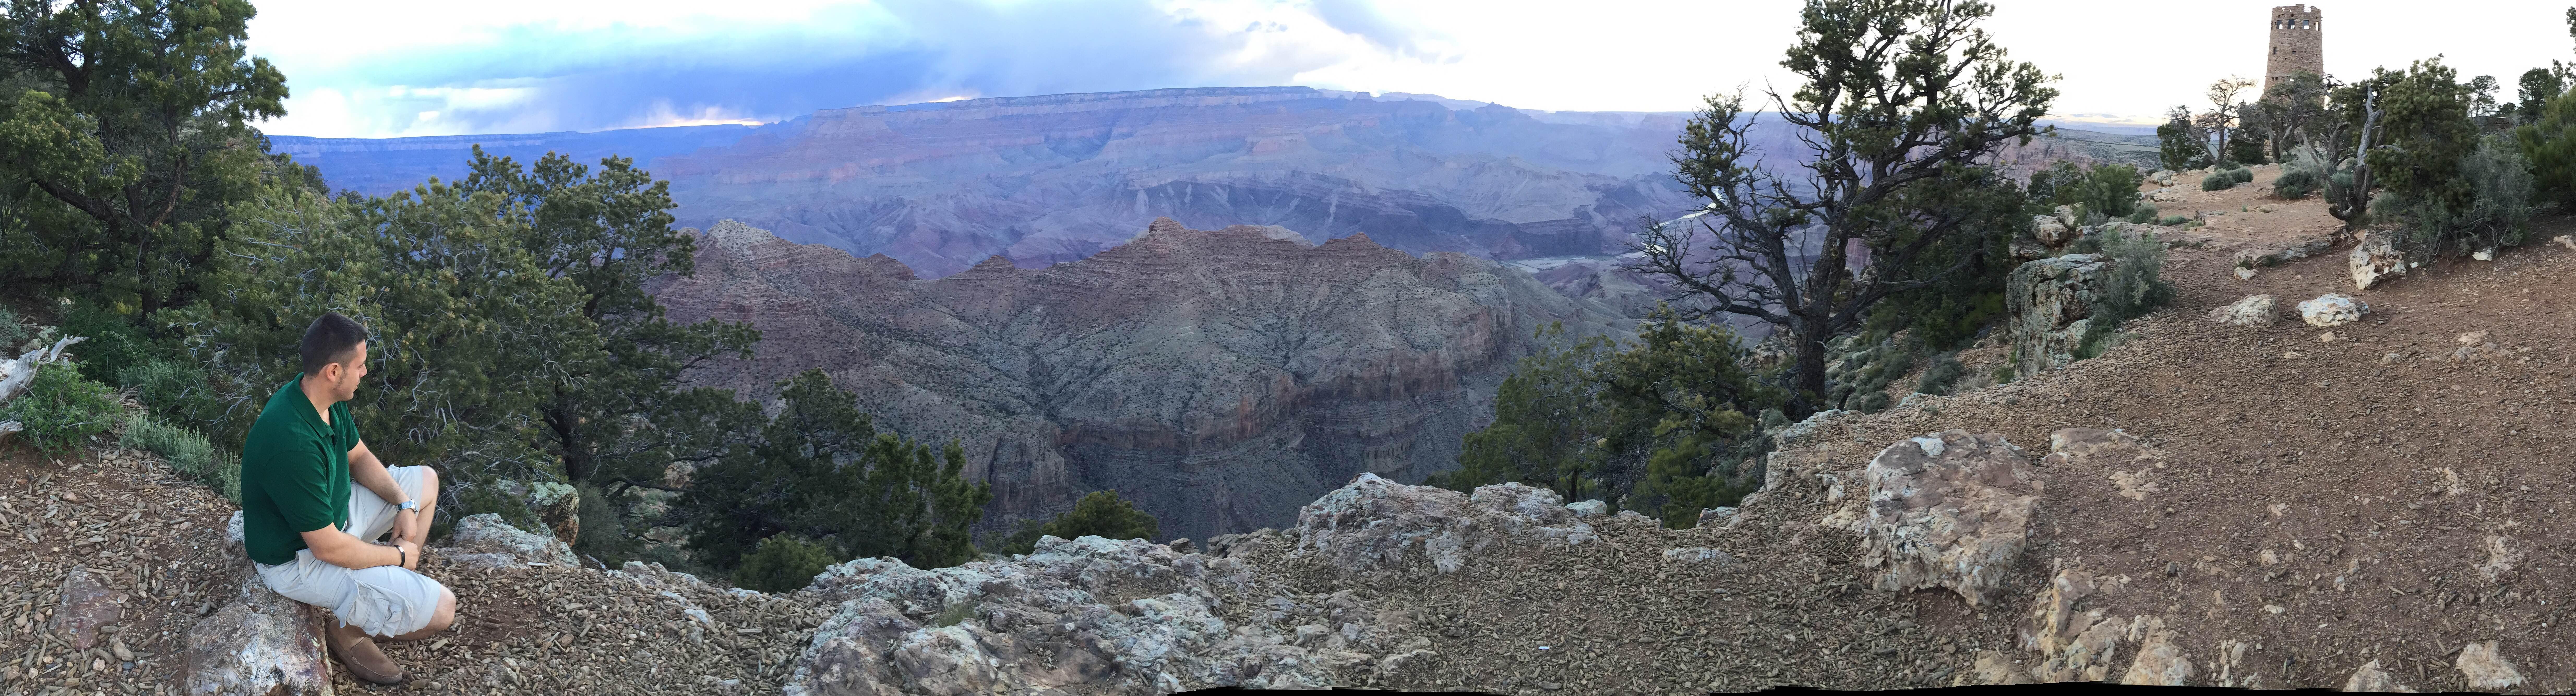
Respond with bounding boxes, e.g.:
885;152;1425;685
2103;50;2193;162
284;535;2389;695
1789;322;1832;414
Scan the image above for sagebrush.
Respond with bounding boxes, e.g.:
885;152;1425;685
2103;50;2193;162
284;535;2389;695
1;362;122;453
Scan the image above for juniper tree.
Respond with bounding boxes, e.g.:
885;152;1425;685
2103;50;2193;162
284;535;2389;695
447;147;759;493
1632;0;2054;412
0;0;289;315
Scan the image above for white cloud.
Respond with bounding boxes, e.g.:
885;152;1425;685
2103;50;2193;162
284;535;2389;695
244;0;2576;138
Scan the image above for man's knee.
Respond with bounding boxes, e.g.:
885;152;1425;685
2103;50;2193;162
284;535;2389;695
413;466;440;495
433;586;456;627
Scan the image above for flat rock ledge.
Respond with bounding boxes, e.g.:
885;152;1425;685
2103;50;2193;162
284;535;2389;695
1858;430;2041;608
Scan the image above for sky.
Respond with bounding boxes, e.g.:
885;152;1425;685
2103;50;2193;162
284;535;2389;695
247;0;2576;139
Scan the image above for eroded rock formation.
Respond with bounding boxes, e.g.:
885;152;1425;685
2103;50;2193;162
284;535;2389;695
653;219;1627;540
2006;253;2111;373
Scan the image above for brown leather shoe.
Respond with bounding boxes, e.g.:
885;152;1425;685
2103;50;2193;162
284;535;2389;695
325;619;408;685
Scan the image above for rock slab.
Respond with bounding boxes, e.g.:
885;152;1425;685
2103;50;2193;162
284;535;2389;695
183;576;333;696
1856;431;2041;607
438;513;579;568
2208;295;2277;327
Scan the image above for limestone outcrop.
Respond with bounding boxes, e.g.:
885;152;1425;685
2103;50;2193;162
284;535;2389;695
2006;253;2111;374
784;536;1396;694
1856;431;2041;607
1288;473;1598;575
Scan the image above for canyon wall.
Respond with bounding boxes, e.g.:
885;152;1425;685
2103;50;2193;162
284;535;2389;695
651;218;1629;541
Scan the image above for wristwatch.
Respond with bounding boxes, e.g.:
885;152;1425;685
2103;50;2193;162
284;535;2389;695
399;499;420;513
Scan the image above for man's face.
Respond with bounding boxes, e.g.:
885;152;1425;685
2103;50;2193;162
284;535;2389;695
323;342;368;402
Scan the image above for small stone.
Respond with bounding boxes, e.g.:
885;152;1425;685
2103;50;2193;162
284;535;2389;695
2319;332;2336;342
2234;267;2257;281
1564;499;1607;518
2208;295;2276;327
2343;658;2415;692
2454;641;2523;690
2554;235;2575;250
2471;249;2495;261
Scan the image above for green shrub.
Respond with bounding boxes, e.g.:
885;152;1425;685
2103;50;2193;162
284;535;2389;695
570;481;631;565
2027;162;2146;218
2520;90;2576;208
119;359;212;422
58;305;160;388
2227;136;2268;167
123;413;213;473
2125;205;2159;225
2272;164;2320;199
1;362;122;453
2395;134;2537;254
1825;337;1918;413
2230;166;2255;183
2159;215;2191;226
732;534;836;592
1914;354;1967;396
2200;174;2235;191
2076;226;2176;359
999;490;1161;555
0;308;28;352
121;413;241;502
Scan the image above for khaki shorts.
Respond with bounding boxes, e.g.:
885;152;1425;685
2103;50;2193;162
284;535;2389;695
256;465;447;636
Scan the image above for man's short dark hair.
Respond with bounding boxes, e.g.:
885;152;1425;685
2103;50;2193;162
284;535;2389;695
299;312;369;376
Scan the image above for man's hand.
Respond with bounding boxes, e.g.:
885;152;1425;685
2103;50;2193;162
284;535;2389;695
396;538;422;570
392;505;427;546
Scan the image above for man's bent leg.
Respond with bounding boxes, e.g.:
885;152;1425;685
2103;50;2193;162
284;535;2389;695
407;467;439;547
347;466;438;543
380;586;456;642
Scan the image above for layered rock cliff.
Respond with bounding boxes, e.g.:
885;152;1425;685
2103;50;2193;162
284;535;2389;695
650;218;1628;540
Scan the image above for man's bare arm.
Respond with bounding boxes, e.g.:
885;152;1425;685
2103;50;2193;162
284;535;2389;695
299;524;418;570
349;439;403;505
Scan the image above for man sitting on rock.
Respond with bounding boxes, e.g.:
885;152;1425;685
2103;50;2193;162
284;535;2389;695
238;312;456;684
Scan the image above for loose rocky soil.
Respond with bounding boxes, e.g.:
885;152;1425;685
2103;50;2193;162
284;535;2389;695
5;177;2574;694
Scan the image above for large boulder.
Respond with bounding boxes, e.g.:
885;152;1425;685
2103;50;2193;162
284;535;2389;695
785;535;1408;695
182;576;333;696
1856;431;2041;607
437;513;579;568
2006;253;2112;374
2350;231;2407;290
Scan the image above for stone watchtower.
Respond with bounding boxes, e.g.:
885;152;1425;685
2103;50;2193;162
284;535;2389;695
2264;5;2324;95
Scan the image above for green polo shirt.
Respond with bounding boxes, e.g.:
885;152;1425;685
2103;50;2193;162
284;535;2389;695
238;375;360;565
